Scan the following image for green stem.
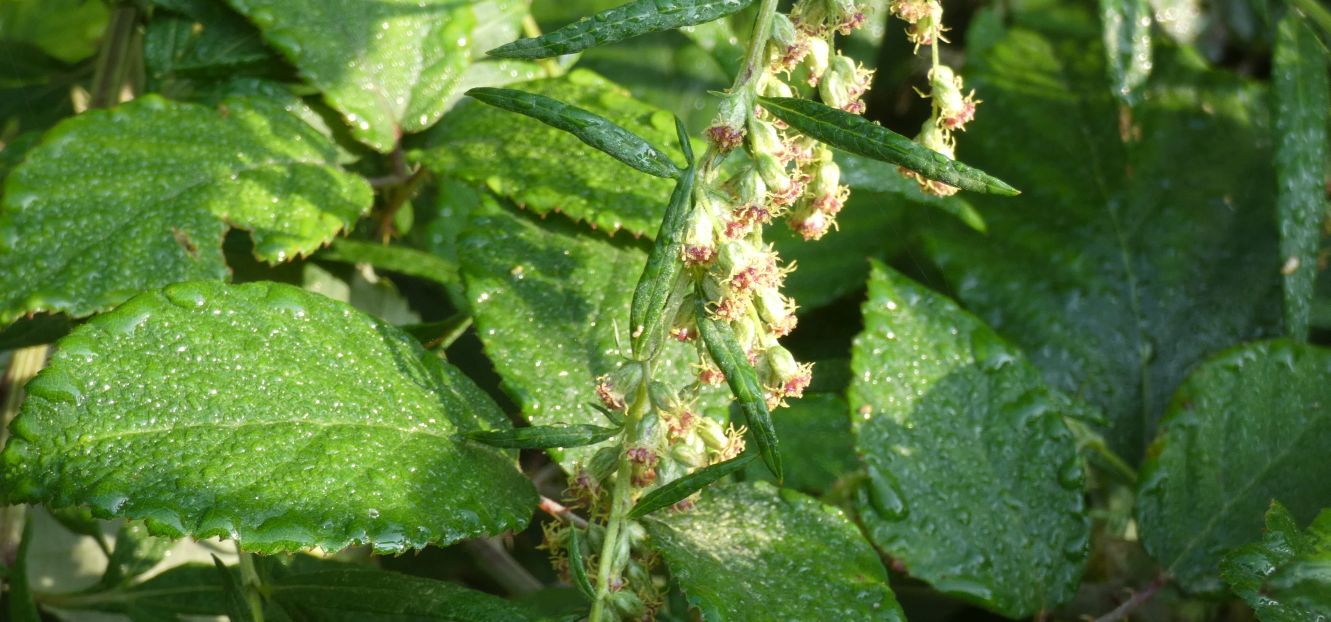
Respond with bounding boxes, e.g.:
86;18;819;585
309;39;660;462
1086;438;1138;484
236;546;266;622
589;377;650;622
89;4;140;108
1291;0;1331;41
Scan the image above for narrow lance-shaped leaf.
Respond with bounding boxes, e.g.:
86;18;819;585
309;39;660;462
487;0;754;60
695;296;782;481
630;162;696;358
1272;12;1330;342
1100;0;1153;104
568;527;596;601
465;424;622;450
629;452;755;519
466;87;680;179
211;556;256;622
0;280;536;554
757;96;1020;196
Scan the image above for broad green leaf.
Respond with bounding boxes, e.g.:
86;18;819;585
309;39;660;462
457;200;726;469
1136;339;1331;592
629;452;755;518
97;522;175;589
414;70;686;238
488;0;753;59
757;97;1020;196
6;516;39;622
851;262;1089;618
923;20;1280;458
318;239;459;286
646;482;905;621
741;393;859;494
0;281;535;553
0;0;108;63
466;87;681;179
144;0;275;88
213;555;257;622
224;0;512;152
1221;502;1331;622
465;424;622;449
268;567;539;621
696;299;781;481
0;95;372;325
49;563;233;619
1272;13;1329;342
1100;0;1153;104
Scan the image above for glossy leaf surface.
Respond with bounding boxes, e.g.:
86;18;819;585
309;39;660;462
488;0;752;59
1221;502;1331;621
0;281;535;553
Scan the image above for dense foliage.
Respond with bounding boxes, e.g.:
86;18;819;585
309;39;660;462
0;0;1328;620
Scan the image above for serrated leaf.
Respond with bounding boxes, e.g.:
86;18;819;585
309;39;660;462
1100;0;1152;104
466;87;681;179
269;567;539;621
922;22;1280;459
457;200;726;470
0;281;535;554
1136;339;1331;592
1273;13;1330;342
144;0;275;86
741;393;859;494
465;424;622;449
695;300;781;481
414;70;687;238
488;0;753;59
646;482;905;621
757;96;1020;196
224;0;514;152
318;239;459;286
850;262;1089;617
629;452;754;519
0;95;372;325
1221;502;1331;622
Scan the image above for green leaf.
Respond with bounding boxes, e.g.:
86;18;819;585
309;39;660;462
741;393;859;494
1273;12;1330;342
1136;339;1331;592
268;567;539;621
629;452;755;519
144;0;275;86
630;164;695;358
223;0;508;152
1100;0;1153;104
212;555;257;622
646;482;905;621
695;299;781;481
5;516;39;622
756;96;1020;196
488;0;753;59
318;239;459;286
0;0;108;63
567;527;596;601
0;95;372;325
0;280;535;553
75;563;234;619
97;521;175;589
1222;502;1331;622
850;262;1089;617
457;200;726;470
465;424;622;449
466;87;681;179
923;23;1281;459
413;70;687;238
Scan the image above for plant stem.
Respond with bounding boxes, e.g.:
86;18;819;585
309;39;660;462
1092;575;1167;622
589;377;650;622
236;545;267;622
539;495;589;529
90;4;140;108
521;13;562;78
462;537;544;595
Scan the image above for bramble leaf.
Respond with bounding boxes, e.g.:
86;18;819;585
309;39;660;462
224;0;518;152
646;482;905;621
1272;12;1329;341
466;87;681;179
0;281;535;553
756;96;1020;196
851;262;1089;617
0;95;371;325
1221;502;1331;621
488;0;753;59
1136;339;1331;592
415;70;688;237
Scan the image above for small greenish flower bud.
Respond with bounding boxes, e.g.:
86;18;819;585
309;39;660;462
736;167;768;209
749;117;786;159
588;446;620;481
905;1;945;48
696;416;730;451
596;361;644;411
671;443;708;468
755;286;798;337
682;206;717;265
821;55;871;113
788;202;834;240
811;159;841;199
733;312;759;351
626;560;652;587
770;13;799;49
830;0;868;33
889;0;932;23
706;93;749;152
755;153;803;207
930;65;978;131
804;36;830;85
764;345;814;404
792;0;830;32
648;381;680;413
611;589;646;618
900;118;959;196
633;411;661;447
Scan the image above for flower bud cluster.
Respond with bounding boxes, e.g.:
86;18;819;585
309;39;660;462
889;0;981;196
